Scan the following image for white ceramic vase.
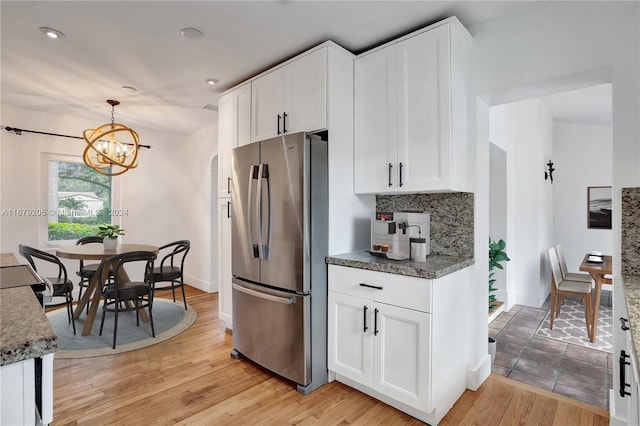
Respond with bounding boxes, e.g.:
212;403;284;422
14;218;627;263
103;237;118;250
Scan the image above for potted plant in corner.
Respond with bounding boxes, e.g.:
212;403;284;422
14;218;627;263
98;224;125;250
488;237;510;365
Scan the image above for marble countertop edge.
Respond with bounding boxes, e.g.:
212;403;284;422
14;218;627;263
326;251;475;279
0;287;57;367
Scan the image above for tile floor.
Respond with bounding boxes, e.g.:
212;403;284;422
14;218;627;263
490;292;613;410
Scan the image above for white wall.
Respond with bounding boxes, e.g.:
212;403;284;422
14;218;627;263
489;100;554;310
0;104;218;292
467;1;639;389
553;122;613;272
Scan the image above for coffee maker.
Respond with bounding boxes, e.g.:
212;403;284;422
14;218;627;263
370;211;430;261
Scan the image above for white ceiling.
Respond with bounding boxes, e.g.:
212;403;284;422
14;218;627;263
1;1;610;136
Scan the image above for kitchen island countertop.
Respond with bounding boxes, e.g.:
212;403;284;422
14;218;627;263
0;253;57;366
326;251;474;279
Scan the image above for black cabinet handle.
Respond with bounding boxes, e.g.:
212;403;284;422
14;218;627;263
227;201;231;219
374;308;379;336
283;112;288;133
227;177;231;194
277;114;282;135
621;317;630;331
388;163;393;187
363;305;368;332
620;350;632;397
399;162;404;187
359;283;383;290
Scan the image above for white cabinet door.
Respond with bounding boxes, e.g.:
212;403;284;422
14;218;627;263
354;45;397;193
396;25;452;192
251;70;284;142
372;302;431;411
252;48;327;142
328;291;373;386
285;48;327;135
217;198;233;327
218;83;251;198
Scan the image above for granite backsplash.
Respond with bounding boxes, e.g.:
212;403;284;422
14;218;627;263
376;192;474;257
622;187;640;275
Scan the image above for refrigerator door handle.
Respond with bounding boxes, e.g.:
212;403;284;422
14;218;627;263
261;163;271;259
256;163;265;259
232;283;295;305
248;165;259;258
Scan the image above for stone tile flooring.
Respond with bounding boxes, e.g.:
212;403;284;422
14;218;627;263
490;292;613;410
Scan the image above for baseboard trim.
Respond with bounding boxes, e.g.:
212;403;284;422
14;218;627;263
467;354;491;391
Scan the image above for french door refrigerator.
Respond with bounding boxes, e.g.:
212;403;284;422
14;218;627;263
230;132;328;394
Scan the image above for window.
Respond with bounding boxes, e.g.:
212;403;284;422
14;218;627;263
42;155;121;244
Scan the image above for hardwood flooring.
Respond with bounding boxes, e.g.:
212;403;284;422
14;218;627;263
50;286;610;425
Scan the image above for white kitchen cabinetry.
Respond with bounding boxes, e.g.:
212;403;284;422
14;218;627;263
0;353;53;425
217;198;233;327
217;83;251;198
251;48;326;142
612;277;640;425
354;17;471;194
328;265;468;425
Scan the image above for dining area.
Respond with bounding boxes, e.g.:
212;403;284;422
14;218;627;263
5;238;191;349
547;245;613;344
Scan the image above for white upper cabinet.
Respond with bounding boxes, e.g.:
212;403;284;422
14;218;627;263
354;18;471;194
218;83;251;198
354;45;397;193
251;48;327;142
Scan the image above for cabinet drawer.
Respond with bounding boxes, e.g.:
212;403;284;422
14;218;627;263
328;265;431;313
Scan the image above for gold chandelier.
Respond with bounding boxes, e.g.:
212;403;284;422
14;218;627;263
83;100;139;176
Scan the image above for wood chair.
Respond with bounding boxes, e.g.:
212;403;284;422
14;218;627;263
151;240;190;310
555;244;592;283
18;244;76;334
97;251;157;349
548;247;592;338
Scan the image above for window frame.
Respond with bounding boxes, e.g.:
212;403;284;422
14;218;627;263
40;152;122;247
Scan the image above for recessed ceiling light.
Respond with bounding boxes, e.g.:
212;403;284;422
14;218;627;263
203;104;218;112
39;27;65;39
205;78;218;86
121;85;138;93
181;27;203;39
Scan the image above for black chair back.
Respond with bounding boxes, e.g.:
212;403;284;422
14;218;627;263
96;251;157;299
158;240;190;272
18;244;67;282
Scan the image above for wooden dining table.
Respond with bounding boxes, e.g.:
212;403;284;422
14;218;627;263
579;254;613;342
56;243;158;336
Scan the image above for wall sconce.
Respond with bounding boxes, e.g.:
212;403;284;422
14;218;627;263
545;160;555;184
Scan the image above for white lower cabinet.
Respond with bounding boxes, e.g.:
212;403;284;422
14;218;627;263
612;276;640;425
328;265;468;425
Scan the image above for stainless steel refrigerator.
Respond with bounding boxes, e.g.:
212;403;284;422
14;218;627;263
230;132;328;394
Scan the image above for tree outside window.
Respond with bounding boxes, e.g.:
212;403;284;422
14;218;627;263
48;161;113;241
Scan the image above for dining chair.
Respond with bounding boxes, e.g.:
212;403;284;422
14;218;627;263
548;247;592;338
151;240;190;310
555;244;592;283
18;244;76;334
97;251;157;349
75;236;108;313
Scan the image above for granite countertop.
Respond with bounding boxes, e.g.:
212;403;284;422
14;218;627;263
1;254;57;366
326;251;474;279
622;273;640;368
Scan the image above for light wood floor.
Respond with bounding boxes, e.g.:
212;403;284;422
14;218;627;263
50;286;610;425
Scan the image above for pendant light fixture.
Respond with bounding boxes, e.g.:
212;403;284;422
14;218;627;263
83;100;139;176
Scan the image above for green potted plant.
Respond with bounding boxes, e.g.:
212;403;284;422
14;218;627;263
488;237;510;365
98;224;125;250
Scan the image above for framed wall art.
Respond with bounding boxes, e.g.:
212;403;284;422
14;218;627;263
587;186;612;229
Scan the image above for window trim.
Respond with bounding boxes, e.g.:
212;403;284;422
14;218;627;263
40;152;122;247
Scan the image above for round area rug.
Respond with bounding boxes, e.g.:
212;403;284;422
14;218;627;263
47;299;196;358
